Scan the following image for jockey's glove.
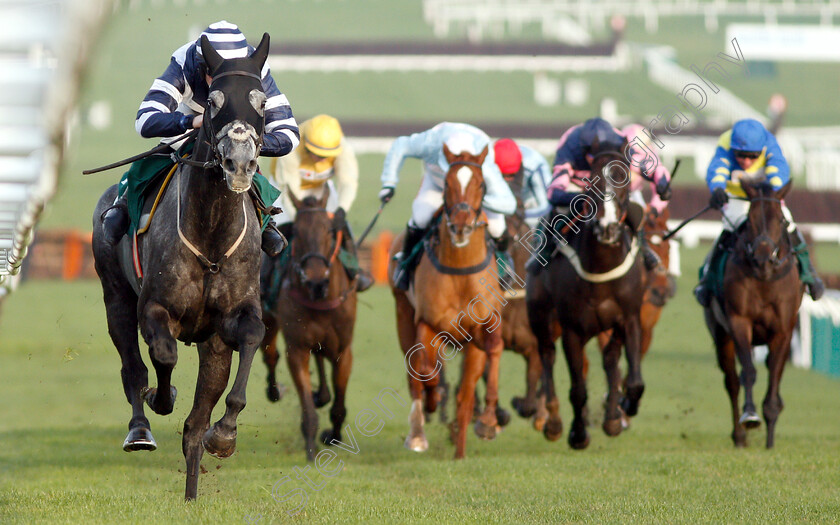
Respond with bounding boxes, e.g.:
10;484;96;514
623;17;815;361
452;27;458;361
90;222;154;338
378;186;395;204
655;177;672;200
709;187;729;210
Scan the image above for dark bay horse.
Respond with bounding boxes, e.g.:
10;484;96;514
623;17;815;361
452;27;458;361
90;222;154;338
259;187;357;461
703;178;802;448
92;35;271;500
526;138;646;449
388;144;505;459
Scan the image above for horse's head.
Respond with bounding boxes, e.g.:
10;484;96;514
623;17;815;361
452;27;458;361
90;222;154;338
643;206;675;306
741;177;792;279
199;33;270;193
586;137;633;245
287;186;344;300
442;142;488;248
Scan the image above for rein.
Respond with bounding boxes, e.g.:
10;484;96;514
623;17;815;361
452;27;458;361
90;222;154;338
740;195;794;273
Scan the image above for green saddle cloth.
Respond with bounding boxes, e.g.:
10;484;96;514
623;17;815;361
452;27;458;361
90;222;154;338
699;249;731;302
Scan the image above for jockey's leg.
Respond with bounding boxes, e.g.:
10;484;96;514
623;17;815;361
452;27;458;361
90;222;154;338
785;209;824;300
393;177;442;291
627;200;660;271
338;221;374;292
694;200;747;307
102;193;129;246
252;171;287;257
488;211;514;286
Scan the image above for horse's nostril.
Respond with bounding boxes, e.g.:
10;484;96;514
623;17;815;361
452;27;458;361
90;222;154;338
223;159;234;172
248;160;257;172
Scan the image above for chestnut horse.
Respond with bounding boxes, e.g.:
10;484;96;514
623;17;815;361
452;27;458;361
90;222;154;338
526;138;646;449
703;179;802;448
260;188;357;460
388;144;505;459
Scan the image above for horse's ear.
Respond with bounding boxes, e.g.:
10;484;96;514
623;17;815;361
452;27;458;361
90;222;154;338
741;177;758;200
477;144;489;165
443;143;457;164
776;180;792;200
287;189;303;211
318;183;331;209
200;35;224;75
250;33;270;70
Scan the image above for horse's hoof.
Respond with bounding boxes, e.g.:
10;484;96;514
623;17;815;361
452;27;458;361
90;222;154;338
474;419;498;441
511;396;537;418
740;411;761;429
602;418;623;437
123;427;157;452
141;385;177;415
543;418;563;442
202;426;237;458
568;428;591;450
532;415;547;432
404;435;428;452
621;413;631;430
495;407;511;428
267;383;286;403
320;429;339;446
620;395;640;418
312;390;331;409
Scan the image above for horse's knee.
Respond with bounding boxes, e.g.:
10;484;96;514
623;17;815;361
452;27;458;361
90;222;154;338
149;337;178;367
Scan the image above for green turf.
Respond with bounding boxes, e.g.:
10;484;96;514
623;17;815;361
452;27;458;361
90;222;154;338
1;245;839;524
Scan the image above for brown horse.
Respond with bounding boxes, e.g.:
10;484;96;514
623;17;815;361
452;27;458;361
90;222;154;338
388;144;505;459
703;178;802;448
595;205;676;403
261;187;357;460
526;138;646;449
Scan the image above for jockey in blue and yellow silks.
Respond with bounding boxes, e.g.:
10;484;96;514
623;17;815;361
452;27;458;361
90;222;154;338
694;119;824;305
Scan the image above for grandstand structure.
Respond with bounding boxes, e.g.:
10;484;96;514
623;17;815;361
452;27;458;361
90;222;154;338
0;0;112;295
424;0;840;43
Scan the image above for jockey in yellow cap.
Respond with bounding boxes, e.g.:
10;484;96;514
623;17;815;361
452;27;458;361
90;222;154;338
267;114;372;292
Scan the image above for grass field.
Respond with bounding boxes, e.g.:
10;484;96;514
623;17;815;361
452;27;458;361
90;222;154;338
1;245;840;524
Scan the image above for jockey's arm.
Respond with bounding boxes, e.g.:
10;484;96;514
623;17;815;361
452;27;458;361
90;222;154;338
524;155;551;221
258;74;300;157
333;140;359;212
546;162;574;206
135;57;193;139
763;135;790;189
380;130;435;189
482;160;517;215
706;145;733;193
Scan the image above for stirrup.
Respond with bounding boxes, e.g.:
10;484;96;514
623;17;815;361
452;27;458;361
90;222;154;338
101;202;129;246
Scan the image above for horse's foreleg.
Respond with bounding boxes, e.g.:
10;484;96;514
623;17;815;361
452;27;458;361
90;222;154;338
530;311;562;442
621;315;645;417
730;317;760;430
601;331;624;437
561;329;590;450
286;346;318;461
454;343;486;459
322;346;352;446
404;322;437;452
261;314;284;403
712;322;745;447
763;334;791;449
312;353;331;409
183;336;232;501
475;330;503;440
204;304;265;460
512;340;541;419
139;302;178;416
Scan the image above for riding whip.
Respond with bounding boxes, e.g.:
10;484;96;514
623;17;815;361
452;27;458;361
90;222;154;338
82;129;199;175
662;204;712;241
355;201;386;249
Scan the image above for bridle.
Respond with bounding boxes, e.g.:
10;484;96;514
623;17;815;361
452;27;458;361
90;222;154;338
290;208;343;282
442;159;487;237
741;195;792;269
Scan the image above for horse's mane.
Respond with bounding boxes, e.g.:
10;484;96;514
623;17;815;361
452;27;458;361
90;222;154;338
299;196;322;209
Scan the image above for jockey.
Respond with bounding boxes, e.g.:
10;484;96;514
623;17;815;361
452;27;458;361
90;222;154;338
537;117;669;272
378;122;518;291
621;124;672;217
492;138;552;229
101;20;299;257
267;114;372;292
694;118;824;305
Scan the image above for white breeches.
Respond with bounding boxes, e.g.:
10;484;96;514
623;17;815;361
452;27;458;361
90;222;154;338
721;199;795;233
272;180;339;225
409;174;506;238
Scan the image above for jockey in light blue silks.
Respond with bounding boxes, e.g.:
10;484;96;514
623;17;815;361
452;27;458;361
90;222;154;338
492;138;552;229
694;118;824;306
377;122;518;291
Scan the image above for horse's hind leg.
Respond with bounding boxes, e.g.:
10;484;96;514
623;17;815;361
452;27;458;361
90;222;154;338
204;303;265;459
475;332;503;440
139;302;178;415
730;317;760;430
620;315;645;417
321;346;352;445
512;341;541;419
183;336;232;501
529;304;562;441
763;335;791;449
712;321;745;447
312;353;331;408
261;313;284;403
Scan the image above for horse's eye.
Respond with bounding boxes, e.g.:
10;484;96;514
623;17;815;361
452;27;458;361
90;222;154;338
208;90;224;118
249;89;266;117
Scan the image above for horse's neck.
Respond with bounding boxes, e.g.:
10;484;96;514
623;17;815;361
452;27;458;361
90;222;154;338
576;226;632;271
436;224;488;267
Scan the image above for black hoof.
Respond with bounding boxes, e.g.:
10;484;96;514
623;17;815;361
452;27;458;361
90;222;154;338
568;428;590;450
141;385;177;415
267;382;286;403
620;395;640;418
511;396;537;418
543;418;563;442
321;429;339;446
202;426;236;458
312;390;331;409
495;407;511;427
123;427;157;452
474;419;498;441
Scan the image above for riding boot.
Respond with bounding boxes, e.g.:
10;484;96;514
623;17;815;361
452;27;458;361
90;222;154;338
261;221;288;258
694;229;735;307
494;231;515;287
639;230;662;272
339;222;373;292
393;224;426;291
101;195;129;246
790;228;825;301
